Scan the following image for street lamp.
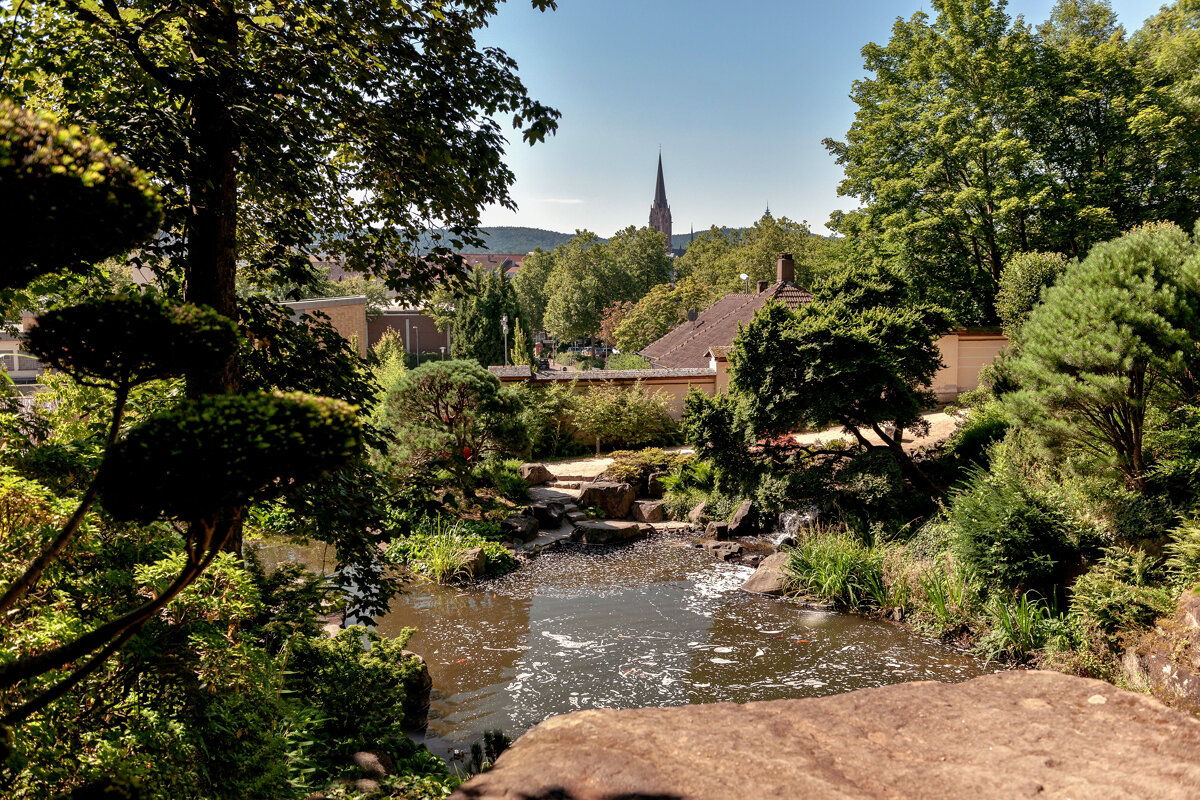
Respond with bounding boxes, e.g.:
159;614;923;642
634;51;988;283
739;272;749;293
500;313;509;367
439;346;446;361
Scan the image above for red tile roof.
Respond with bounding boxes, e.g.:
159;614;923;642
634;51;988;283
640;281;813;369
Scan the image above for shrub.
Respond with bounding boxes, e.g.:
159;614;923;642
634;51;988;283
1069;547;1176;647
1166;518;1200;587
942;400;1010;472
475;457;530;502
385;516;515;582
950;465;1077;596
995;250;1069;335
572;380;678;452
605;352;651;370
603;448;689;490
784;528;885;611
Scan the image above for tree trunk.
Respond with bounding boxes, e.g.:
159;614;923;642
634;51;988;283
185;2;242;553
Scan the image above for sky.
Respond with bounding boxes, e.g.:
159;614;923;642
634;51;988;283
474;0;1170;238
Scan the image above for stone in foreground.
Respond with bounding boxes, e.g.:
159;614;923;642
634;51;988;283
570;519;652;545
740;551;790;595
450;671;1200;800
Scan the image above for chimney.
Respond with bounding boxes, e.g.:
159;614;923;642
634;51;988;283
756;280;768;293
777;253;794;284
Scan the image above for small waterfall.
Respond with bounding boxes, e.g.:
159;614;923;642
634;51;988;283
771;506;820;547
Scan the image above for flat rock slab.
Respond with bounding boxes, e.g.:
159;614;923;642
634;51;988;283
450;671;1200;800
570;519;652;545
740;551;791;595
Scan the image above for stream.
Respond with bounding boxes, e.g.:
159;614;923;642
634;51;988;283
262;530;997;761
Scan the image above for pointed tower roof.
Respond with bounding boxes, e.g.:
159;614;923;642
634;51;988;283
653;154;668;208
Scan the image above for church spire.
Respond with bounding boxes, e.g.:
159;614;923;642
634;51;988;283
649;153;672;252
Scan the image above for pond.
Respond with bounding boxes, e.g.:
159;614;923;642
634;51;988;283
262;531;998;761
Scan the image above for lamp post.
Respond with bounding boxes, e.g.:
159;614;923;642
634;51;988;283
739;272;749;293
440;346;446;361
500;313;509;367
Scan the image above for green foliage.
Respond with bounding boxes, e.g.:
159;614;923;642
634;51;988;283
97;392;361;522
380;360;529;497
612;275;715;354
475;458;531;503
978;593;1054;662
513;380;581;458
784;528;885;611
571;381;679;452
509;318;533;367
605;352;651;370
673;214;819;296
996;251;1069;335
511;247;555;333
1165;518;1200;587
450;267;524;368
385;516;515;582
942;400;1011;472
1006;222;1200;491
914;558;980;635
0;100;162;288
1069;547;1176;646
950;465;1077;596
284;627;426;764
26;292;239;390
1146;404;1200;502
603;448;690;490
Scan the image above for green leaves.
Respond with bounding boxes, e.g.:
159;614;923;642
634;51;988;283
96;392;361;522
26;293;238;390
0;101;162;289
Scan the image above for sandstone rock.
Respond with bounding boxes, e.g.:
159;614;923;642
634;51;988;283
502;514;539;542
703;521;729;540
451;671;1200;800
646;470;667;499
518;462;554;486
633;500;665;524
571;520;651;545
460;547;487;580
350;751;394;779
740;551;791;596
687;500;708;525
702;540;742;561
399;650;432;729
739;554;762;568
531;501;565;529
351;778;380;794
578;481;636;519
727;499;759;537
1123;590;1200;713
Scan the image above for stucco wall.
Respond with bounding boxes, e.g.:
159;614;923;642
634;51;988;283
282;297;369;357
932;331;1008;402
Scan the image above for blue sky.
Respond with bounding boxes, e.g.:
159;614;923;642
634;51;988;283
475;0;1169;238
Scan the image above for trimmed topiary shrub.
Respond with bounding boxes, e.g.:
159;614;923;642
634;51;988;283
0;100;162;287
96;392;360;522
26;293;238;390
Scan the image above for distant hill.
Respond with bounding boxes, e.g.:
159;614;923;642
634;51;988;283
460;226;575;255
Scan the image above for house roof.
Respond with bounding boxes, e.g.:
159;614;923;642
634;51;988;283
640;281;813;369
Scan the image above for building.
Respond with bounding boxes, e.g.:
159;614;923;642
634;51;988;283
649;154;675;255
639;253;813;369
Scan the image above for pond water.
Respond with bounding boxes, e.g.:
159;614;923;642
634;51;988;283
262;531;997;761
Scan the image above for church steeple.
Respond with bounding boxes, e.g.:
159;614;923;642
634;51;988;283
649;153;672;252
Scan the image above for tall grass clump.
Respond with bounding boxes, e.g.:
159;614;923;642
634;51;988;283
978;592;1053;662
784;527;884;611
386;516;515;582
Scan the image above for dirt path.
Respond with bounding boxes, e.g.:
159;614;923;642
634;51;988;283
540;411;959;480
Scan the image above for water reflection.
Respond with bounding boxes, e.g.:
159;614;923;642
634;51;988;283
260;532;997;760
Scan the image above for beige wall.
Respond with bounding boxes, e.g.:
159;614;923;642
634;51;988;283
282;297;369;357
932;331;1008;402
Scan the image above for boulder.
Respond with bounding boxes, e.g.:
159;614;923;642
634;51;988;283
703;521;729;540
1123;590;1200;713
531;501;566;529
632;499;665;524
727;499;760;537
571;520;652;546
702;540;742;561
350;752;394;779
518;462;554;486
399;650;432;728
578;481;636;519
687;500;708;525
461;547;487;580
740;551;791;596
646;471;668;499
450;671;1200;800
502;514;539;542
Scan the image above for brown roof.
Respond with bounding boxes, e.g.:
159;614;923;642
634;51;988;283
639;282;812;369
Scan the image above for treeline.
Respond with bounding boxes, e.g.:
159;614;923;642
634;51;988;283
826;0;1200;324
